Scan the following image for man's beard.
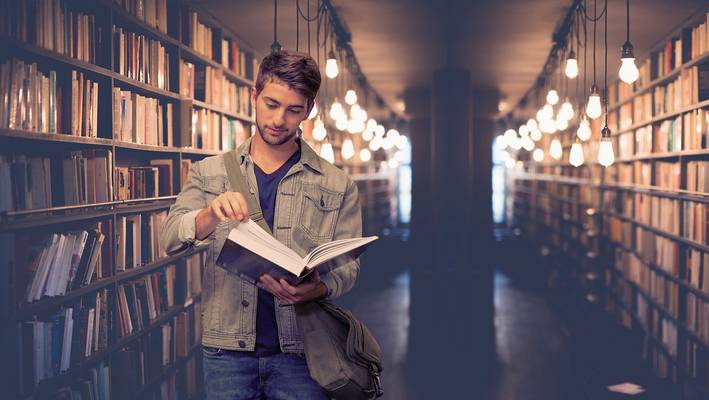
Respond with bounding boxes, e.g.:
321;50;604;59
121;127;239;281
256;122;298;146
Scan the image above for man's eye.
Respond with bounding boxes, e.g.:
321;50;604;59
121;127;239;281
266;103;277;108
288;109;301;114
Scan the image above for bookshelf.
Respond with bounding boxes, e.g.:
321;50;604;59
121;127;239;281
0;0;260;399
511;8;709;398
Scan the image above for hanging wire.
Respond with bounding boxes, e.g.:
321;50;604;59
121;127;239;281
592;0;597;86
604;0;608;126
582;2;587;97
296;2;300;51
271;0;281;53
307;0;311;54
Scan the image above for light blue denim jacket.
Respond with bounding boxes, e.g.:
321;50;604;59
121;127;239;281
161;136;362;352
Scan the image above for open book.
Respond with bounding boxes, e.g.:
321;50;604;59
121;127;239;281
216;220;378;286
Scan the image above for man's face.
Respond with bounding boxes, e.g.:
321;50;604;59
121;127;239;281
252;80;311;146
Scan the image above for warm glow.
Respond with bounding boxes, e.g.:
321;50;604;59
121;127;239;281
530;128;542;141
369;136;383;151
320;142;335;163
619;58;640;84
565;58;579;79
532;148;544;162
577;117;592;141
555;116;569;131
505;158;516;169
598;138;615;167
325;55;339;79
396;135;408;149
375;125;385;137
586;94;602;119
546;89;559;105
569;142;584;167
559;101;574;121
329;99;345;120
341;138;355;160
359;148;371;162
335;118;348;131
526;119;538;131
362;129;374;141
521;135;534;151
519;125;529;136
312;117;327;141
550;138;562;160
388;158;399;168
308;103;318;120
345;89;358;105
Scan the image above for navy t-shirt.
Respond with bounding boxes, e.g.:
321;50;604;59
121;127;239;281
252;149;301;356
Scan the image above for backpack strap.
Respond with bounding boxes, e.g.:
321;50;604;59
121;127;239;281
223;150;272;234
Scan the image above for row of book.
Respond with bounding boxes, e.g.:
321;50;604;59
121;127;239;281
684;340;709;391
112;87;174;146
220;36;250;79
605;216;680;275
0;150;113;212
0;59;61;134
186;11;213;60
20;289;111;392
32;0;101;64
190;107;220;150
181;61;252;117
24;227;109;302
683;201;708;246
113;25;170;91
115;210;168;271
114;160;173;200
616;109;709;157
70;70;100;137
113;0;170;35
52;362;110;400
113;301;201;398
116;265;176;337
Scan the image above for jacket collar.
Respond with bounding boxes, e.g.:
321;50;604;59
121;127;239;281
236;135;323;174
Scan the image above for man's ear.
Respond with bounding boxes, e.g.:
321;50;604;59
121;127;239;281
251;87;258;106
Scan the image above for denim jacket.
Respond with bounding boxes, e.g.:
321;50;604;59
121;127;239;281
161;136;362;352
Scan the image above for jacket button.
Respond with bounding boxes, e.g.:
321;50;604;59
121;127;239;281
241;300;249;307
238;340;246;348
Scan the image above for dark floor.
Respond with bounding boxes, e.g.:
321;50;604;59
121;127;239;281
336;256;693;400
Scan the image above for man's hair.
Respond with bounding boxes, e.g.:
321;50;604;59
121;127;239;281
255;51;321;108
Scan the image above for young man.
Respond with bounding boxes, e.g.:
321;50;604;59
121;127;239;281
161;51;362;399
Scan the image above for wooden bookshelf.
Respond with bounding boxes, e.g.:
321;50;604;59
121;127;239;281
0;0;260;398
512;7;709;397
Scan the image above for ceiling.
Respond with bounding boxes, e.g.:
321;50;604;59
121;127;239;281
190;0;708;118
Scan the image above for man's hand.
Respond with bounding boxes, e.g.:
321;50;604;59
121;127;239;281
196;191;249;240
260;271;328;305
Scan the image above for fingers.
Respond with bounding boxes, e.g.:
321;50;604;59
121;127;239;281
260;275;297;304
210;192;248;222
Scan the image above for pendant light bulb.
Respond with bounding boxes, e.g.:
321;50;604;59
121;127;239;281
308;102;318;120
532;148;544;162
341;138;355;160
550;138;562;160
345;89;358;105
555;116;569;131
312;117;327;141
329;99;344;120
546;89;559;105
586;85;602;119
577;116;592;141
325;51;339;79
619;42;639;84
526;118;538;131
521;135;535;151
597;126;615;167
569;141;585;167
560;100;574;121
320;142;335;163
565;51;579;79
530;128;542;141
359;148;371;162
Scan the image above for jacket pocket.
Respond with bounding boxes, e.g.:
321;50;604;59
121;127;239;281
298;184;343;242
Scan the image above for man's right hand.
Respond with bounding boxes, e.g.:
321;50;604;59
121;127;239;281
195;191;249;240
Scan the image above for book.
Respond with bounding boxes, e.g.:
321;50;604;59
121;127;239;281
216;219;377;285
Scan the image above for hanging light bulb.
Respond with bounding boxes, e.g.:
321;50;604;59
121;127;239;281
519;125;529;137
345;89;358;105
366;118;377;132
341;138;355;160
530;128;542;141
550;138;562;160
559;100;574;121
539;118;556;134
369;136;383;151
597;126;614;166
546;89;559;105
329;99;344;120
320;142;335;163
375;125;385;137
504;129;517;143
325;50;338;79
335;118;348;131
521;135;534;151
577;116;592;141
565;50;579;79
308;102;318;120
619;42;639;84
359;148;371;162
569;140;585;167
526;118;538;132
586;85;602;119
362;129;374;141
386;129;400;141
396;135;408;149
532;148;544;162
312;117;327;141
555;116;569;131
618;0;639;84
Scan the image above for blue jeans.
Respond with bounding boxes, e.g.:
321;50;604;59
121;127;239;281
202;347;329;400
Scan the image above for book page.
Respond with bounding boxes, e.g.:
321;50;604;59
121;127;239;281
304;236;378;268
225;220;304;275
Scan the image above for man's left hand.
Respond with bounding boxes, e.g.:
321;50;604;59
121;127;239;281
259;271;327;305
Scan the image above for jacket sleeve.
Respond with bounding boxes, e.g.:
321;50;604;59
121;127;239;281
161;161;211;255
320;178;362;299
